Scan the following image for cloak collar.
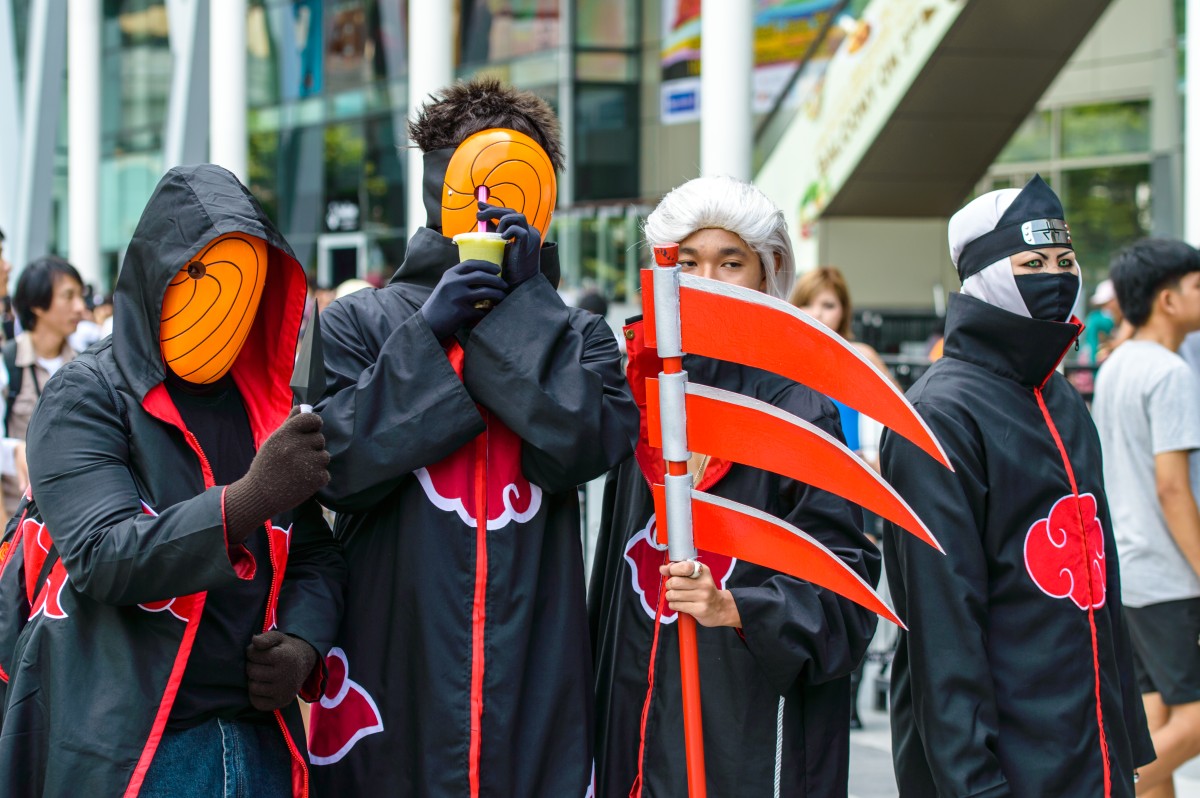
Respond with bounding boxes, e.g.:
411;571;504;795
942;292;1082;388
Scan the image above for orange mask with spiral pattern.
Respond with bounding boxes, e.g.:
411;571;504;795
441;128;557;241
160;232;269;384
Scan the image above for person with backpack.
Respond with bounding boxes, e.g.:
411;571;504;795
0;164;346;798
0;256;85;520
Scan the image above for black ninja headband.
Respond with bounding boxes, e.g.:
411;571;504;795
956;175;1072;282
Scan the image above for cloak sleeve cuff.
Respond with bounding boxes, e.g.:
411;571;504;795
727;585;803;693
219;486;257;581
299;651;327;703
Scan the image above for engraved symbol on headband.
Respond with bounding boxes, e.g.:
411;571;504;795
1021;219;1071;247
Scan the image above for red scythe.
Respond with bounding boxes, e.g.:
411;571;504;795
642;244;952;797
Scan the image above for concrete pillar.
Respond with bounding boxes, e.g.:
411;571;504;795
0;0;22;246
164;0;210;170
700;0;753;180
406;0;453;236
210;0;247;182
1188;0;1200;242
13;0;66;272
69;0;102;288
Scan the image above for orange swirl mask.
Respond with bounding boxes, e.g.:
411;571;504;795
441;128;557;241
160;232;269;384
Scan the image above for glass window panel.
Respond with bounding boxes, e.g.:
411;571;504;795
576;0;636;48
324;122;366;232
248;129;282;225
508;52;561;86
324;1;371;94
1061;101;1150;159
276;124;327;267
99;152;163;252
249;0;326;107
996;110;1052;164
460;0;560;66
575;52;636;82
574;84;639;201
369;0;407;85
1061;164;1152;285
363;116;407;234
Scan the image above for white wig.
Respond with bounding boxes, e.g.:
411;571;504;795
643;175;796;300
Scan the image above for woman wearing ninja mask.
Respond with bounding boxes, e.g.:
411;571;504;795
879;175;1154;797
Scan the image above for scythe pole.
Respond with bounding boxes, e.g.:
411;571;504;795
650;243;707;797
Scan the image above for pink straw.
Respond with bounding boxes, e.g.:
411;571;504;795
476;186;490;232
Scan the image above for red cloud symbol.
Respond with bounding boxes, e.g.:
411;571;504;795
1024;493;1106;611
415;419;542;529
29;561;69;620
19;517;68;620
623;515;736;624
137;502;200;623
308;647;384;765
138;595;198;623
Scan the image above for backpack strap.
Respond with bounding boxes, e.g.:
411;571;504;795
31;541;57;605
72;353;129;435
3;340;20;438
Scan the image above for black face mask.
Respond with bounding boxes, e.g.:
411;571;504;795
1015;272;1079;322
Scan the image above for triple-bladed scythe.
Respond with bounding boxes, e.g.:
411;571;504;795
642;243;952;798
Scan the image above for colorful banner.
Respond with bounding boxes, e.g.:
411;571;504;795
660;0;842;125
754;0;967;263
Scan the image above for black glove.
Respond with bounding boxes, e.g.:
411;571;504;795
245;631;319;711
420;259;508;341
477;202;541;289
224;408;330;544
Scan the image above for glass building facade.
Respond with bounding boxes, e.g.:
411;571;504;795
43;0;644;292
13;0;1188;314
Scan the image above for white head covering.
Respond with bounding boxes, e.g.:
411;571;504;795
948;189;1031;318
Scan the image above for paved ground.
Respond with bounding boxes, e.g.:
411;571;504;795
848;664;1200;797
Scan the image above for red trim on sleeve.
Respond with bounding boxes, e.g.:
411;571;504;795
219;486;257;581
298;656;325;704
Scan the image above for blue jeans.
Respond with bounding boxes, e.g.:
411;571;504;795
140;717;293;798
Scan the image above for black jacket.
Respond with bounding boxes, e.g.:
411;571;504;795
588;318;879;798
0;165;346;798
307;227;638;797
882;293;1154;798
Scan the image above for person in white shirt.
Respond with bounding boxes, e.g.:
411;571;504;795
1094;238;1200;797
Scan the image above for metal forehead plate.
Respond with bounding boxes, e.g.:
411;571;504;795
1021;218;1071;246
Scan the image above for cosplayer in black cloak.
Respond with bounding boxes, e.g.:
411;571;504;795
588;176;879;798
307;79;638;797
881;175;1154;797
0;164;345;798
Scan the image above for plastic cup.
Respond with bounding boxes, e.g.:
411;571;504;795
453;232;506;271
454;232;506;309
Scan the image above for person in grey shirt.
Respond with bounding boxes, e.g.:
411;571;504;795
1094;238;1200;796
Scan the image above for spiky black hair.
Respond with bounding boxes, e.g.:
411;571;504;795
408;76;564;171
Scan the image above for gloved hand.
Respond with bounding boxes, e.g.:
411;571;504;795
420;259;508;341
477;202;541;289
224;408;330;544
245;631;319;711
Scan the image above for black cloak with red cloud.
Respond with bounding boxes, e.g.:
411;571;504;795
881;293;1154;797
0;164;345;798
587;317;879;798
307;226;637;797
